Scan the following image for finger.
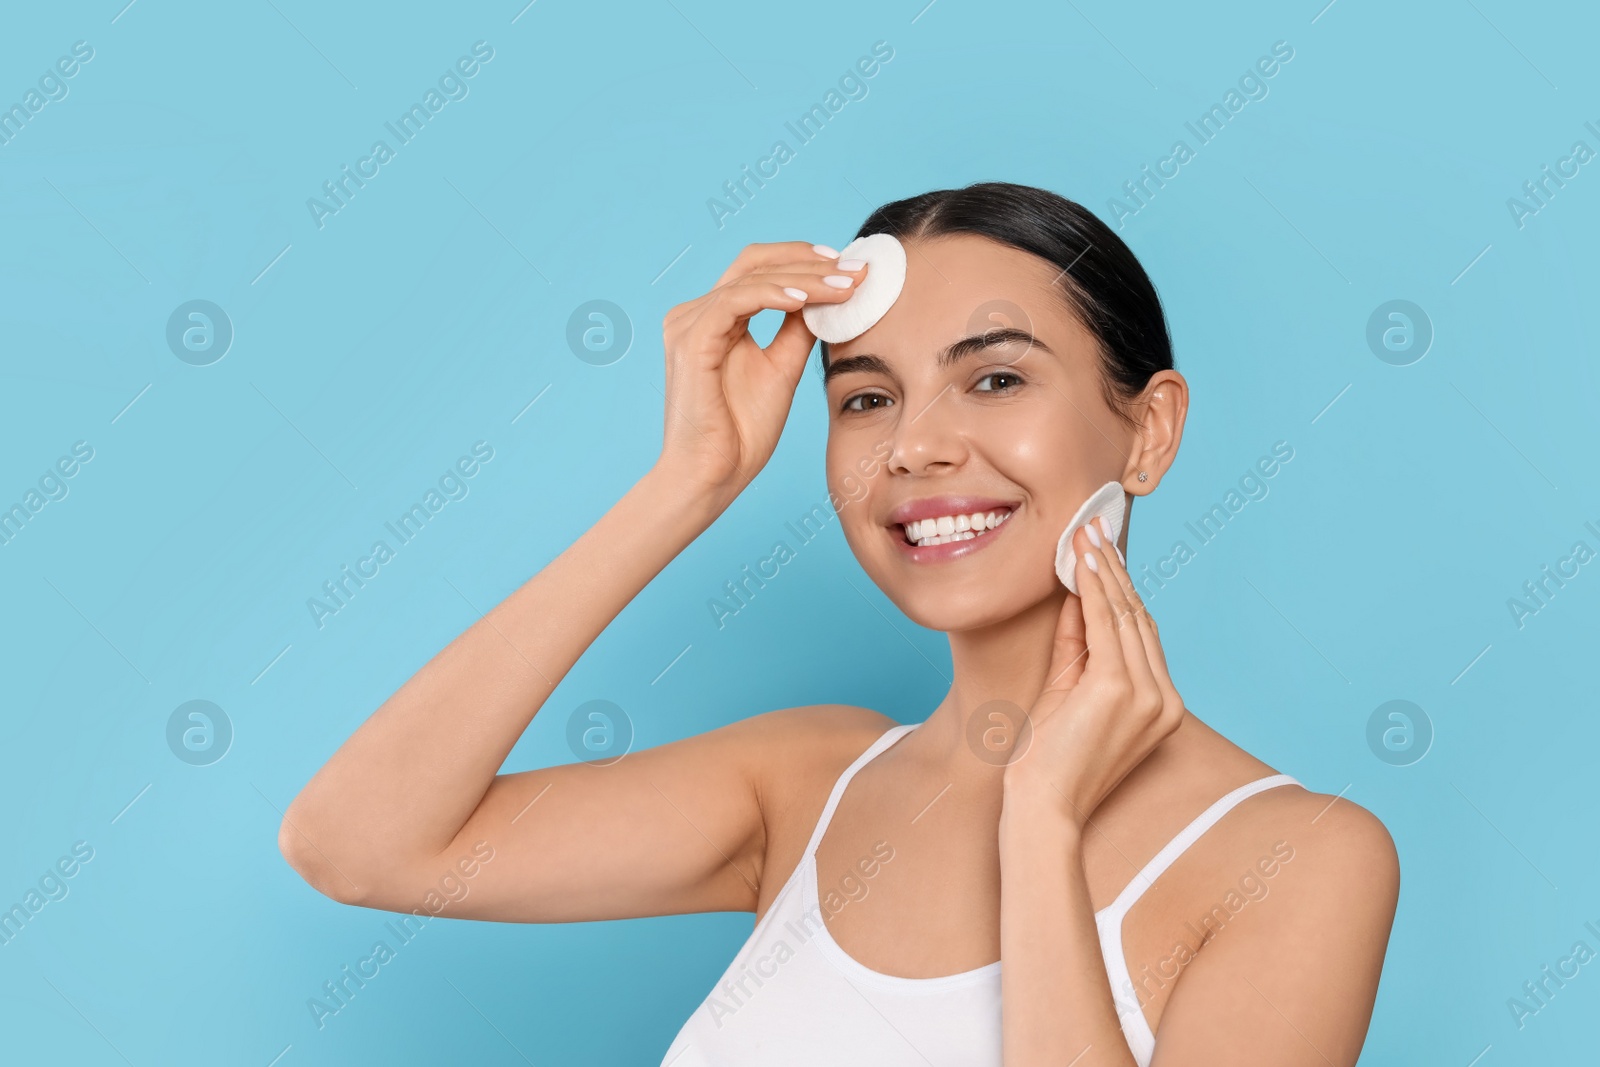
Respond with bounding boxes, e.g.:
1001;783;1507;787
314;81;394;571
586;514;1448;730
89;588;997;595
726;272;863;377
680;281;827;367
1078;523;1155;700
1042;590;1088;693
765;305;818;383
668;286;806;439
1073;535;1126;688
714;241;840;289
670;257;864;332
746;257;869;280
710;270;867;366
748;263;869;381
1096;516;1179;703
1090;521;1177;736
737;268;869;305
1093;516;1157;647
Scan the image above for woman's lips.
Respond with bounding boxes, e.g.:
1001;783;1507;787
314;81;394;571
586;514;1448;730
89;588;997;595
887;495;1018;527
890;507;1016;563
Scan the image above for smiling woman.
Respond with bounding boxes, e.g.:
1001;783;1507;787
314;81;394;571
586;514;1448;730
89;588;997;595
813;185;1177;640
279;180;1399;1067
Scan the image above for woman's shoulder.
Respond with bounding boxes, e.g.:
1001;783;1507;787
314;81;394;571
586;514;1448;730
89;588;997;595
1174;715;1399;908
1244;780;1400;904
726;710;902;825
1256;780;1399;899
1133;721;1400;1043
732;703;903;779
721;704;903;898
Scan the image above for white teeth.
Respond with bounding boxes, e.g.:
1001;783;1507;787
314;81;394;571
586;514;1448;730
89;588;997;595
901;508;1012;548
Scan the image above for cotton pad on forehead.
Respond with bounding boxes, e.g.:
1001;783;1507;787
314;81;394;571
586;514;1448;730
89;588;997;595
1054;480;1127;596
802;233;908;344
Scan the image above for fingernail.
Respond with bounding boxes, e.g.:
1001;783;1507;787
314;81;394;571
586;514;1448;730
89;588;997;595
782;287;807;302
1098;515;1114;541
837;258;866;271
823;275;854;288
1085;551;1099;573
1114;543;1126;566
1084;521;1101;548
813;244;840;258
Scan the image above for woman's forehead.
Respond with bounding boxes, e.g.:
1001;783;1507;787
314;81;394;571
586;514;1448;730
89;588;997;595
826;239;1092;371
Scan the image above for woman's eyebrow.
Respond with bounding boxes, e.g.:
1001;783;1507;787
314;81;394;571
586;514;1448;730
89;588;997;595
823;353;894;385
823;328;1053;385
939;327;1053;367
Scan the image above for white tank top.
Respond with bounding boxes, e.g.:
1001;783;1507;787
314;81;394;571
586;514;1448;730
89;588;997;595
660;722;1299;1066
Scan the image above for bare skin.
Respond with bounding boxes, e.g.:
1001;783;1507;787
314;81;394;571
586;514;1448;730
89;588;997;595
280;233;1400;1065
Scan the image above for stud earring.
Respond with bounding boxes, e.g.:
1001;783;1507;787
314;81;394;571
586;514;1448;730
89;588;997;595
1137;471;1148;482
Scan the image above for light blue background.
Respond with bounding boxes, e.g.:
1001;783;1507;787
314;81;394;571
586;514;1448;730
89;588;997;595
2;0;1595;1063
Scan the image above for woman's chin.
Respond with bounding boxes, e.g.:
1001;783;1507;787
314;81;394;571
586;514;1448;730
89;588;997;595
883;587;1044;635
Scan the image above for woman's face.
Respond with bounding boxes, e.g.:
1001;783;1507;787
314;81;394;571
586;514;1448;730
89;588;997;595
823;232;1143;633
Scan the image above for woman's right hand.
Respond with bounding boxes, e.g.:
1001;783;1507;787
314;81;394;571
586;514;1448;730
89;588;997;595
655;241;867;513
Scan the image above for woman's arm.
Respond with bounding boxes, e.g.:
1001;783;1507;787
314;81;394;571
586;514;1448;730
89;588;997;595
998;520;1396;1065
998;777;1398;1067
1000;786;1136;1065
998;518;1179;1064
278;465;737;912
1146;797;1397;1064
279;241;868;921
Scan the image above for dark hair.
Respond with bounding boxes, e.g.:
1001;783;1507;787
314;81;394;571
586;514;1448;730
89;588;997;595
818;181;1173;427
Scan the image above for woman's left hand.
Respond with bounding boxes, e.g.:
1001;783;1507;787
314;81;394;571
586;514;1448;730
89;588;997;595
1003;516;1186;828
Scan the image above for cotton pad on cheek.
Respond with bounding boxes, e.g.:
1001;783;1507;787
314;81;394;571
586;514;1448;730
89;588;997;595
802;233;908;343
1054;480;1127;595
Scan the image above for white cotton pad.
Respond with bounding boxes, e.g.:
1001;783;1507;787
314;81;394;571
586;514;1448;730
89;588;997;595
1054;480;1127;595
802;233;907;343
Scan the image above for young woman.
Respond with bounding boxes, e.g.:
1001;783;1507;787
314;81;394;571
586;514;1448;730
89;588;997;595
280;181;1399;1065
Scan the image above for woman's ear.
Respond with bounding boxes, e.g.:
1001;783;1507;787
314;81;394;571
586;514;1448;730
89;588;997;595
1123;370;1187;494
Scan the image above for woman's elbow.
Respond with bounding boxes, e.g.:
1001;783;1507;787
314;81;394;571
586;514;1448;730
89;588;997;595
278;805;374;906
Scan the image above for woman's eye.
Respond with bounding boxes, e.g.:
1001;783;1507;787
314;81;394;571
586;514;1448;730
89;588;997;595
974;371;1024;393
843;392;894;413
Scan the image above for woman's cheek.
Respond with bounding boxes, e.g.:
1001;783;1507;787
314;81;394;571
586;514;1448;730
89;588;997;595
987;415;1098;511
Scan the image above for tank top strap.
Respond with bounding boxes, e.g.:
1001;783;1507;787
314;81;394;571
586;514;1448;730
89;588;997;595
799;722;918;861
1101;773;1301;922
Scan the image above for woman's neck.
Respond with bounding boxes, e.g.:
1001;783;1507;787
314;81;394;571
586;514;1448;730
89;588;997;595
904;590;1069;781
947;589;1066;715
907;586;1197;793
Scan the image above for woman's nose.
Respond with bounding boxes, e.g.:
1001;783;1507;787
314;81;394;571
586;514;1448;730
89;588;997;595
888;387;968;475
